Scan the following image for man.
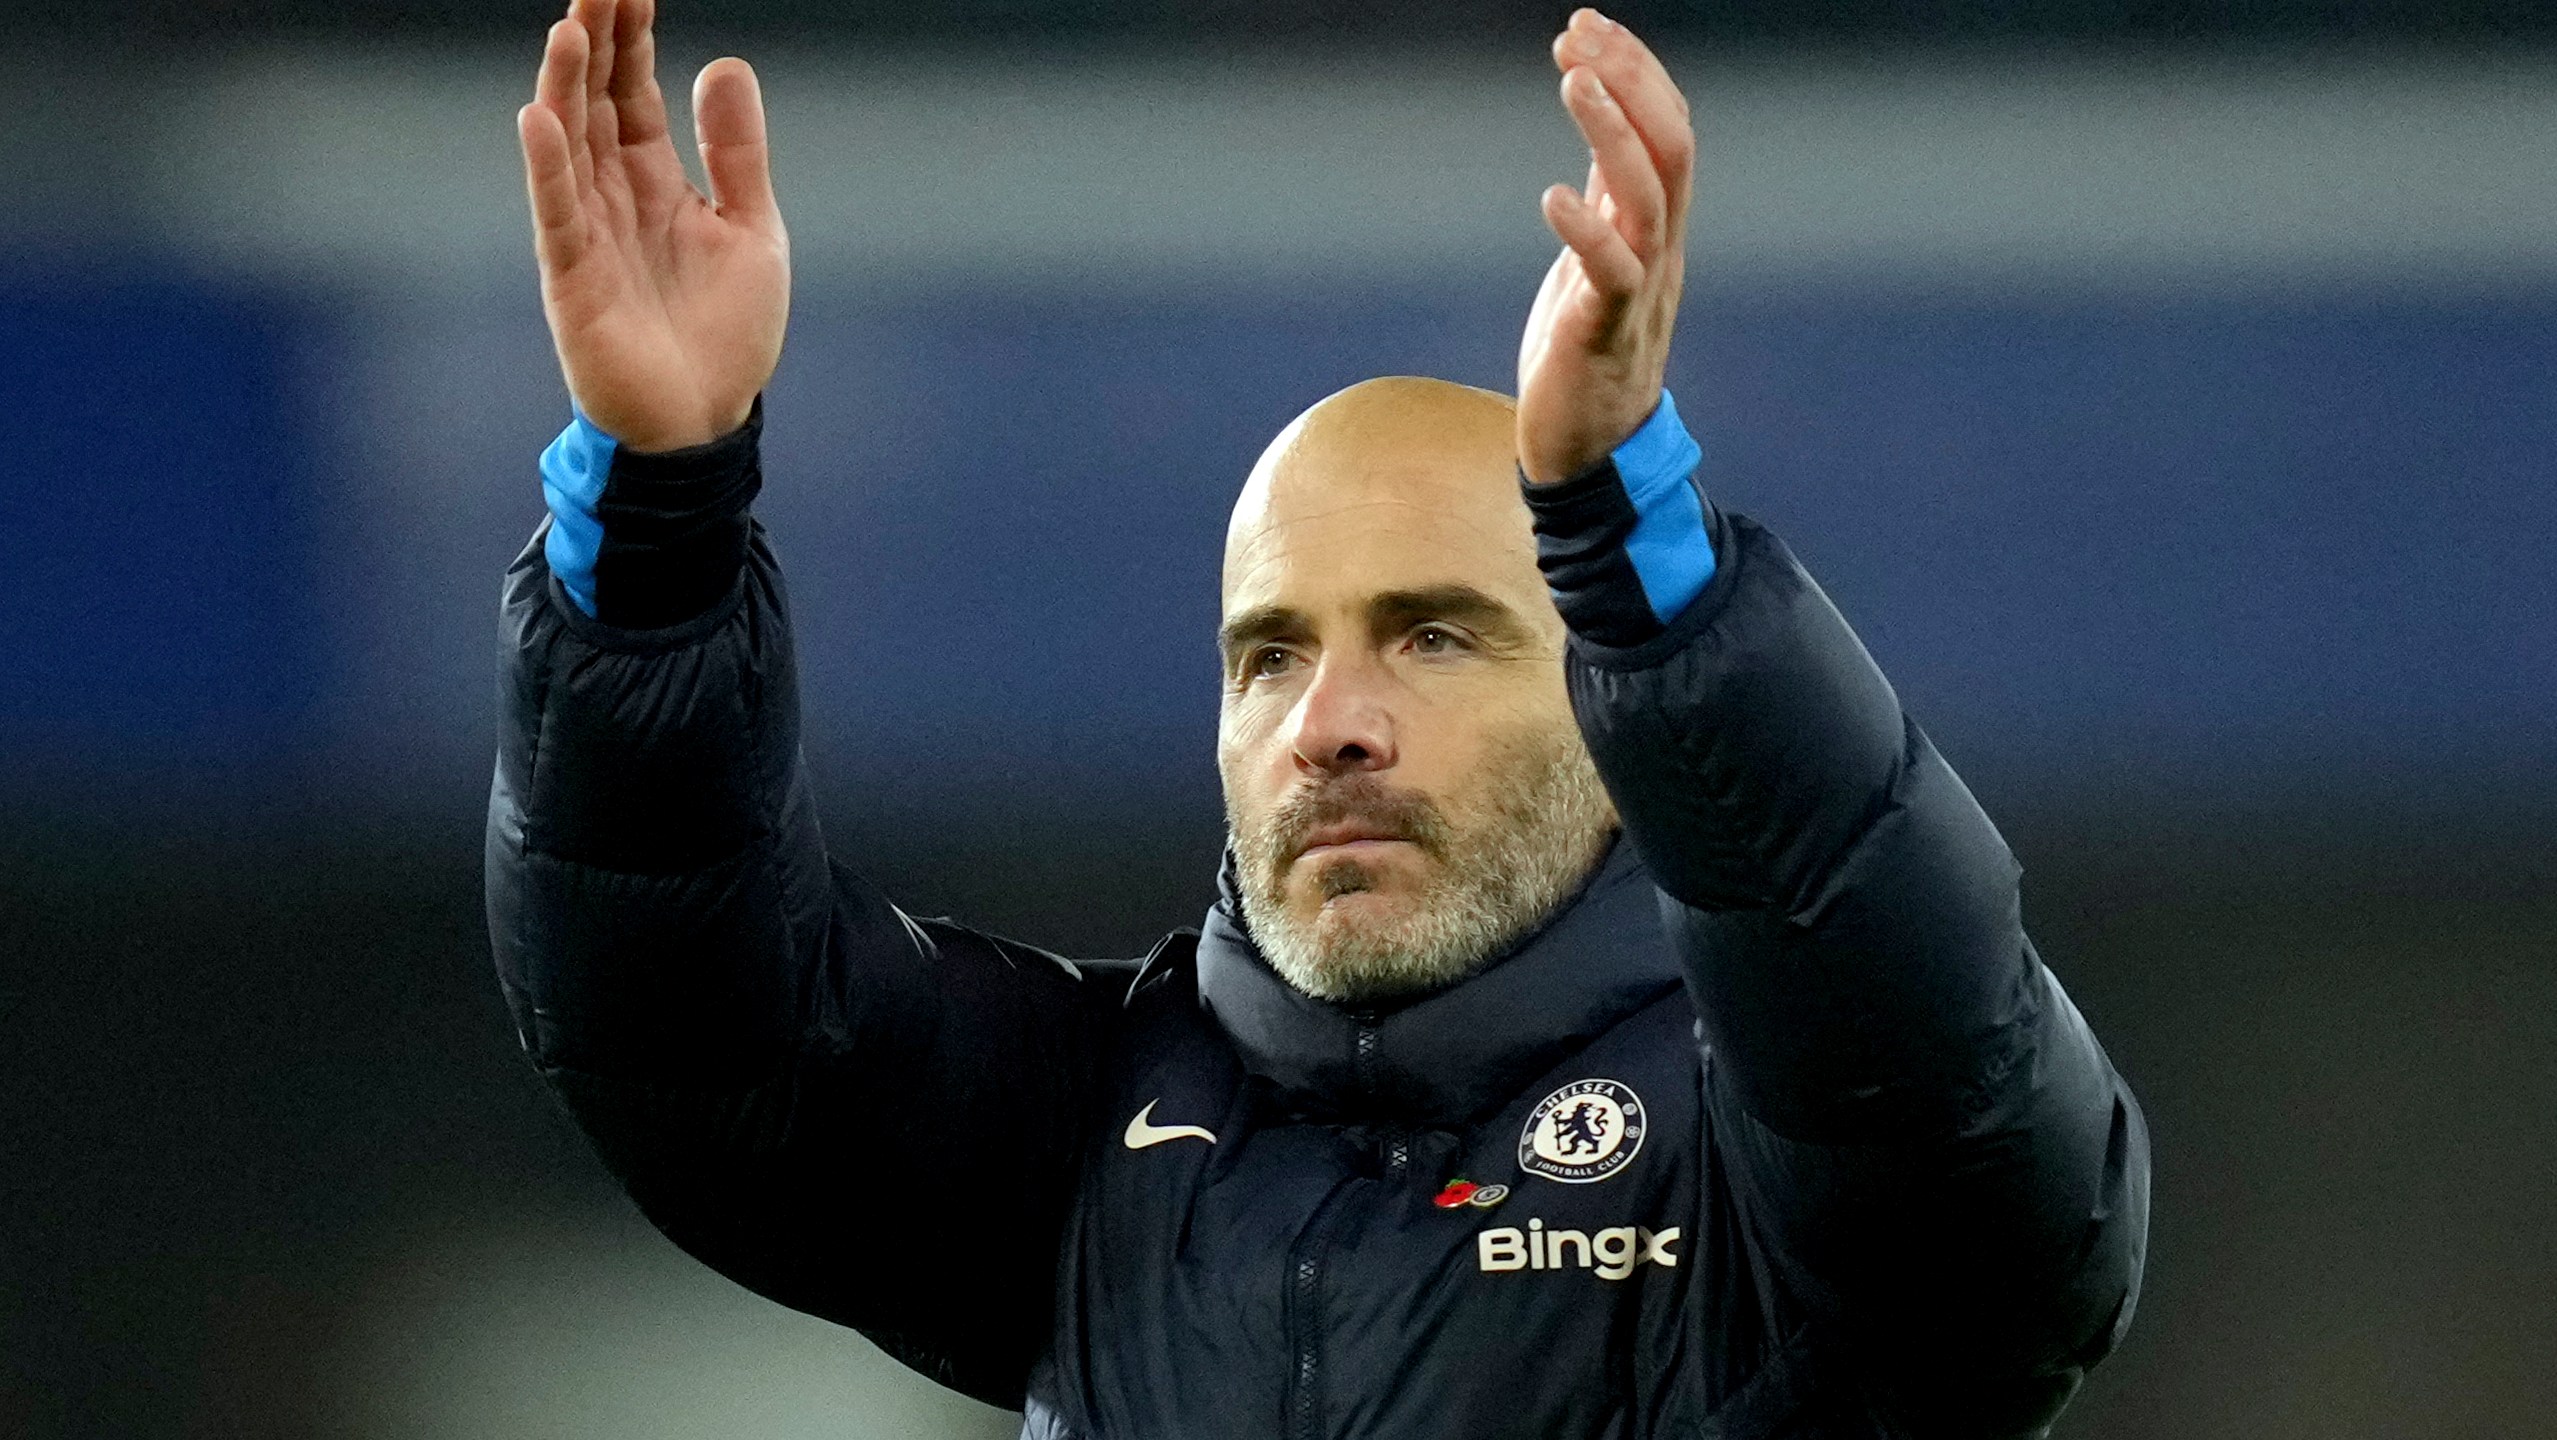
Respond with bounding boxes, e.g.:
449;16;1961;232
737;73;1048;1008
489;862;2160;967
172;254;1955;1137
489;3;2150;1436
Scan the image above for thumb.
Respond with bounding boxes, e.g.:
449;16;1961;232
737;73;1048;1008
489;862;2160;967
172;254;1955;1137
693;57;777;222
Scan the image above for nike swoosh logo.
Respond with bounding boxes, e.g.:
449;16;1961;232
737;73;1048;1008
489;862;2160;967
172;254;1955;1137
1123;1099;1218;1150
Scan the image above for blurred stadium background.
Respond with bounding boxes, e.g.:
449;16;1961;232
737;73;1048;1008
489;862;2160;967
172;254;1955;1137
4;1;2553;1436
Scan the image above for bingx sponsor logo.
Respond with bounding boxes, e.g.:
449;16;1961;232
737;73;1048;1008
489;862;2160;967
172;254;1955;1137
1476;1217;1679;1280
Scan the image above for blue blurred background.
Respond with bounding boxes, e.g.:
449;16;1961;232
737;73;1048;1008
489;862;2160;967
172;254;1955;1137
3;3;2552;1436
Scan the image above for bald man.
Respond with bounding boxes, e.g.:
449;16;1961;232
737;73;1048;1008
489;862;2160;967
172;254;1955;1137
488;5;2148;1438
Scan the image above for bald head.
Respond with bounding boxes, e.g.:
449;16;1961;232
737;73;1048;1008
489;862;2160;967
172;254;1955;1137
1225;376;1527;607
1214;375;1615;1004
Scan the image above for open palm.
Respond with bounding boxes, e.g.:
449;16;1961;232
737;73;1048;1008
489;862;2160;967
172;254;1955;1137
518;0;788;453
1517;11;1695;485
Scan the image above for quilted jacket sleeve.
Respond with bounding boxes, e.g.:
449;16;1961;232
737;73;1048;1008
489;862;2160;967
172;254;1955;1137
484;417;1117;1408
1530;467;2150;1437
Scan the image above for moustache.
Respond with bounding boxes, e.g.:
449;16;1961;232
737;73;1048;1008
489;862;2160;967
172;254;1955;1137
1266;775;1452;865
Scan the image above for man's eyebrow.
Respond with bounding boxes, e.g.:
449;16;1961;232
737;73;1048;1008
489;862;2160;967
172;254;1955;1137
1367;584;1535;645
1217;587;1537;664
1218;603;1311;663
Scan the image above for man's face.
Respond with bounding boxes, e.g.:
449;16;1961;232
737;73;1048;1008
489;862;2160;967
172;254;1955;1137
1216;379;1617;1003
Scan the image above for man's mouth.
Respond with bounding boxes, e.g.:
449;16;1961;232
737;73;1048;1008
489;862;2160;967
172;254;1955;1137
1293;820;1415;861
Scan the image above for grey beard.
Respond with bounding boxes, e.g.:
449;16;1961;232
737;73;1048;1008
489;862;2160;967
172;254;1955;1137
1230;733;1618;1004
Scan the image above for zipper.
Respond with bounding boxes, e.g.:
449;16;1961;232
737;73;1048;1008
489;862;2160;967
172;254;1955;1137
1282;1176;1359;1440
1353;1014;1409;1178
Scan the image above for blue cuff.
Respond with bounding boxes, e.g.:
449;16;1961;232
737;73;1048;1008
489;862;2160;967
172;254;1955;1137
1612;390;1713;624
540;411;618;618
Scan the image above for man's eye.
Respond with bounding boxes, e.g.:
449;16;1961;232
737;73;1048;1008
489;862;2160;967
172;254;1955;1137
1249;646;1297;678
1410;625;1467;655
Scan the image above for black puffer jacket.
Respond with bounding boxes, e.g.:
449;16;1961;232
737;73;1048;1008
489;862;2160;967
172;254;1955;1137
486;410;2148;1439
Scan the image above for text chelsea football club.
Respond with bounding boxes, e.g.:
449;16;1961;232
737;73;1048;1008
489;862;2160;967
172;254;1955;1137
1476;1218;1681;1279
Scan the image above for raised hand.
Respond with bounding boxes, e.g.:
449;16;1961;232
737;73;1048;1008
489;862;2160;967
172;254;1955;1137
1515;10;1696;485
518;0;789;453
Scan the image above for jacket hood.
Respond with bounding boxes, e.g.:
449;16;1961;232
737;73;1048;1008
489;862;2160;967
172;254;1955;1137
1194;835;1680;1127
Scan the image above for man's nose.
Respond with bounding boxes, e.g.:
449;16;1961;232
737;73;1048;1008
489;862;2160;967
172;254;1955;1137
1286;654;1398;775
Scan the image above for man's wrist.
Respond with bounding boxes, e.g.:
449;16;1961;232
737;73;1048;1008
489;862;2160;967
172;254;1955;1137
540;397;765;627
1522;389;1716;649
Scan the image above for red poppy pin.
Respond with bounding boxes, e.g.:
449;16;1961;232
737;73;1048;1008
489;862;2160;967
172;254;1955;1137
1433;1179;1508;1210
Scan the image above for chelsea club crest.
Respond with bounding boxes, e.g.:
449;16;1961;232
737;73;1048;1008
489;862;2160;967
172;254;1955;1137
1518;1078;1647;1184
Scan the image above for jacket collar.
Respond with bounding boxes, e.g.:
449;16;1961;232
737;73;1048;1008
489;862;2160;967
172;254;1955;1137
1193;836;1678;1127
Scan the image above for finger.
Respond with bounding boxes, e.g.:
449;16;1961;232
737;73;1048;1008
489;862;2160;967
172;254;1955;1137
606;0;693;203
536;18;593;193
573;0;622;178
695;58;779;223
519;103;589;270
610;0;669;145
1553;10;1695;220
575;0;617;106
1542;183;1642;297
1561;67;1667;255
1553;10;1688;127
